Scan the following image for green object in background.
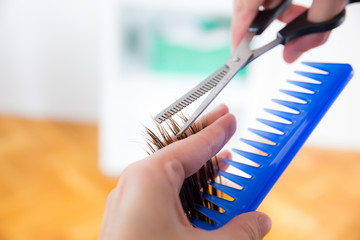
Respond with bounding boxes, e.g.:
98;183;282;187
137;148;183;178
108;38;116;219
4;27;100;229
151;36;229;73
149;17;247;80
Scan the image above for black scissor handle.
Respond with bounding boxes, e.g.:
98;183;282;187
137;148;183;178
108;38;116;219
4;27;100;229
277;9;345;45
249;0;292;35
277;0;359;45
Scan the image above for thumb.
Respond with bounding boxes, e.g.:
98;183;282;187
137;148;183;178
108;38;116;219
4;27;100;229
212;212;272;240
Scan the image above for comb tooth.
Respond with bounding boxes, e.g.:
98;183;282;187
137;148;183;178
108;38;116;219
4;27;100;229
286;80;320;93
295;71;327;82
302;62;331;72
189;62;354;231
306;63;354;82
280;89;312;103
223;159;259;177
209;182;243;199
190;218;217;230
264;108;297;122
232;148;268;164
218;170;250;188
203;193;234;212
248;128;282;143
209;183;250;216
272;99;302;112
257;118;289;133
195;205;226;224
302;62;351;75
240;138;274;155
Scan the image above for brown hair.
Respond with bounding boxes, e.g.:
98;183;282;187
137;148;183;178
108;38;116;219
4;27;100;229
144;113;222;225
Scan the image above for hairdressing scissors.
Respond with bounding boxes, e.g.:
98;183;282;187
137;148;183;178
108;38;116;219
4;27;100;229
154;0;351;138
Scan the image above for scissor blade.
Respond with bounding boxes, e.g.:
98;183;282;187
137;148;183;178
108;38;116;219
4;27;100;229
250;38;282;63
176;53;252;138
154;65;230;124
175;32;256;138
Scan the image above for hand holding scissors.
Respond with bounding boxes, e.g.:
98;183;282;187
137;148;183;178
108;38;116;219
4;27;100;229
155;0;358;138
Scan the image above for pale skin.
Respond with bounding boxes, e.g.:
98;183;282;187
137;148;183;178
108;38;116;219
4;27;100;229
99;104;272;240
232;0;348;63
99;1;349;239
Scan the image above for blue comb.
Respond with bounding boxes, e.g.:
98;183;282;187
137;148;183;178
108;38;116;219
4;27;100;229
191;62;354;230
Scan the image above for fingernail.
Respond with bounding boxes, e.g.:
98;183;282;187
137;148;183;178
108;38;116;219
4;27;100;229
257;213;272;237
214;104;229;114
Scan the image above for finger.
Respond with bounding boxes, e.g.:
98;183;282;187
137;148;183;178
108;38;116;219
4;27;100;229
263;0;282;9
157;104;229;143
278;4;307;23
308;0;347;23
231;0;263;51
231;0;286;51
279;1;347;24
171;113;236;177
279;1;347;63
210;212;272;240
152;113;236;190
283;31;330;63
99;189;116;238
197;104;229;127
202;150;232;181
279;4;328;63
215;150;232;172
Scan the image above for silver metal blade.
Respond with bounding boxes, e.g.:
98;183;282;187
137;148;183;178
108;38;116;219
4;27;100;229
249;37;281;63
154;65;230;123
176;52;252;139
175;32;256;138
154;32;257;125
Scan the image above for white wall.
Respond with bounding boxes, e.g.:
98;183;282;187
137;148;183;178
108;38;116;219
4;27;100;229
0;0;100;122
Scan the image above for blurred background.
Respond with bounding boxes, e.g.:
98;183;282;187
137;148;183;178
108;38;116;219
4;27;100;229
1;0;360;239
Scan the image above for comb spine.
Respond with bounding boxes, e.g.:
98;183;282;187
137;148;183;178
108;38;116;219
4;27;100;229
244;63;353;213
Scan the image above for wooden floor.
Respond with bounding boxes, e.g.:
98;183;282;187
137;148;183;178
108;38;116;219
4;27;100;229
0;115;117;240
1;115;360;240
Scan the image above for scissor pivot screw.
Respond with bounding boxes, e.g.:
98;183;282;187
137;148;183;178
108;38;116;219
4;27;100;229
233;57;240;62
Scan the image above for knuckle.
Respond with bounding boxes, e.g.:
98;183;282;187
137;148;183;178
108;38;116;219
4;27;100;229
196;132;215;160
163;159;184;188
118;161;154;185
240;222;261;240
